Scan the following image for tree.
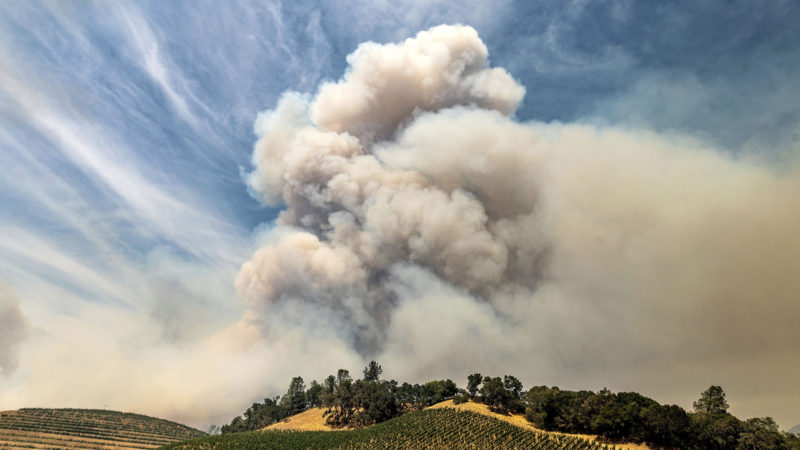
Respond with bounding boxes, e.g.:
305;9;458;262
363;361;382;382
423;379;458;405
282;376;307;415
306;380;323;408
322;369;356;426
503;375;523;399
467;373;482;398
738;417;785;450
480;376;509;412
694;385;729;415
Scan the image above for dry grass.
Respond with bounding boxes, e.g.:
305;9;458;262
428;400;650;450
265;407;339;431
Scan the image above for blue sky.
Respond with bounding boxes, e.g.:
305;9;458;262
1;0;799;429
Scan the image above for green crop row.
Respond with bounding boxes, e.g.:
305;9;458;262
0;408;205;449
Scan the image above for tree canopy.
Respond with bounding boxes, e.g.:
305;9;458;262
219;366;800;449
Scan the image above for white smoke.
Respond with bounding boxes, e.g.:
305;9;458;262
238;24;800;427
0;283;27;377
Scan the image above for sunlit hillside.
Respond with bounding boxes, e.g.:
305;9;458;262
430;400;649;450
165;408;612;449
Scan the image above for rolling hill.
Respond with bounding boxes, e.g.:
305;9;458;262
163;408;615;449
262;399;647;449
430;400;649;450
0;408;206;449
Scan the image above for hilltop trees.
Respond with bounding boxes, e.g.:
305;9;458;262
221;369;800;449
466;373;482;398
472;374;524;414
363;361;382;381
221;396;287;433
305;380;323;408
520;384;800;449
693;385;729;414
323;369;357;426
281;377;307;416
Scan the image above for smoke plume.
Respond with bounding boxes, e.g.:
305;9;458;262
237;24;800;425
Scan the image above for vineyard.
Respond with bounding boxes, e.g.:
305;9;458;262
0;408;206;449
163;408;616;449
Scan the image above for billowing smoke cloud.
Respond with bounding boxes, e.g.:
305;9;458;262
0;283;27;377
238;24;800;427
239;25;530;353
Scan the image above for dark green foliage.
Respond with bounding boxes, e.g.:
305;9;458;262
346;361;396;426
163;408;612;450
737;417;791;450
396;382;423;410
524;384;800;450
363;360;382;382
694;385;729;414
306;380;324;408
640;403;691;448
691;412;742;449
323;369;356;427
282;376;307;416
503;375;523;400
480;375;524;414
221;396;287;433
422;379;458;405
466;373;482;398
453;392;468;404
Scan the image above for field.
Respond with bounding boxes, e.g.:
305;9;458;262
162;408;617;449
0;408;206;449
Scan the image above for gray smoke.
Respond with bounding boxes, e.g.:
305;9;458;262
237;24;800;426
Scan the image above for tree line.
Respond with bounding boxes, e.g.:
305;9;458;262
221;363;800;449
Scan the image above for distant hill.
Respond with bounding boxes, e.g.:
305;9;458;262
0;408;206;449
791;424;800;435
164;408;612;449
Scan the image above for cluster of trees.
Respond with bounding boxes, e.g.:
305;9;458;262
221;361;458;432
519;384;799;449
221;364;800;449
459;373;524;414
320;361;458;427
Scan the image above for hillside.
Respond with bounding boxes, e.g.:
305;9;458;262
0;408;206;449
430;400;649;450
163;408;612;449
258;399;647;449
265;407;339;431
261;399;647;449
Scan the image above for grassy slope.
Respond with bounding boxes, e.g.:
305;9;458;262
162;408;615;449
0;408;206;449
265;407;339;431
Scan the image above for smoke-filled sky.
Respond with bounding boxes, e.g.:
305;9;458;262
1;0;799;431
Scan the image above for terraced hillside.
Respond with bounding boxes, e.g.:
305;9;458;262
163;408;614;449
0;408;206;449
